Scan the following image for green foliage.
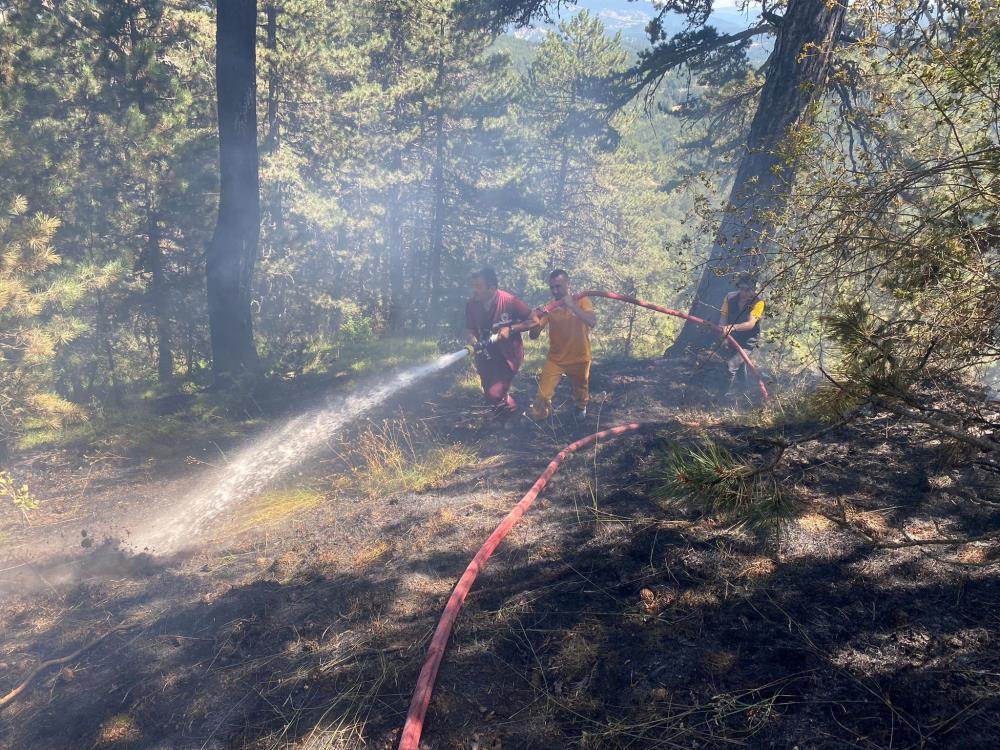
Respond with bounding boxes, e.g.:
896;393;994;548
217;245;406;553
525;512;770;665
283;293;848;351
0;198;87;451
653;440;795;537
771;1;1000;392
0;470;38;514
10;0;995;455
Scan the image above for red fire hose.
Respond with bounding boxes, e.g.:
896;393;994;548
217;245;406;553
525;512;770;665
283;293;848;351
398;423;644;750
398;291;768;749
543;290;769;400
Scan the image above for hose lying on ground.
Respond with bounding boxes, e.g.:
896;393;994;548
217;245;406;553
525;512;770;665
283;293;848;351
398;423;645;750
0;621;134;709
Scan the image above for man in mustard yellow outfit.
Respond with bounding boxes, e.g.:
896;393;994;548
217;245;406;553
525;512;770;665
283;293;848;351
528;269;597;420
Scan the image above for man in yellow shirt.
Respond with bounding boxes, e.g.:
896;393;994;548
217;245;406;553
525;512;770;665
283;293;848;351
528;269;597;420
718;273;765;395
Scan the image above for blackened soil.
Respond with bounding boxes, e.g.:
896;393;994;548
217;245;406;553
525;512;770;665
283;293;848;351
1;356;998;749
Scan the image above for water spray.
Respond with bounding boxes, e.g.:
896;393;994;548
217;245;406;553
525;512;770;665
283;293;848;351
132;348;472;551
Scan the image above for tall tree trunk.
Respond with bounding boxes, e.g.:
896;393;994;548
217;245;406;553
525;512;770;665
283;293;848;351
262;2;284;235
97;290;124;405
428;52;446;323
263;2;279;151
146;185;172;385
666;0;847;355
386;175;406;332
207;0;261;382
547;85;576;269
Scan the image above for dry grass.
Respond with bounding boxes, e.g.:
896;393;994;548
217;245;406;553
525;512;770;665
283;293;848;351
408;507;461;552
902;519;939;540
704;648;739;675
739;556;776;579
551;623;606;682
351;540;392;567
677;586;722;609
844;506;890;538
96;714;140;745
349;419;475;500
956;545;988;564
231;487;325;533
797;512;837;533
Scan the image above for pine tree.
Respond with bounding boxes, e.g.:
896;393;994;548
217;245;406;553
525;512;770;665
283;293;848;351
0;198;86;453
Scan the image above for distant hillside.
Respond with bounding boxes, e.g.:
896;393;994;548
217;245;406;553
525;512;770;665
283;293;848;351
510;0;759;44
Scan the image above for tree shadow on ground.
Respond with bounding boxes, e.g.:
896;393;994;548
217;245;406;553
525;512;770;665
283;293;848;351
4;358;996;749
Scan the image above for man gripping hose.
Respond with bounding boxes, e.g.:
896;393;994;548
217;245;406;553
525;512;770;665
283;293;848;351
465;267;535;420
718;273;765;395
528;269;596;420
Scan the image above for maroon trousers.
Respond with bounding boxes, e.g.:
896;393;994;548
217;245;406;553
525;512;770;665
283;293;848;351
476;356;518;414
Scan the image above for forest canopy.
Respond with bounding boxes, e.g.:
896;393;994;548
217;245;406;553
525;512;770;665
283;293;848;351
0;0;997;450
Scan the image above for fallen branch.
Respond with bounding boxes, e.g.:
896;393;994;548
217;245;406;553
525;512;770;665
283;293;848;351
872;397;999;452
820;508;1000;554
0;621;133;709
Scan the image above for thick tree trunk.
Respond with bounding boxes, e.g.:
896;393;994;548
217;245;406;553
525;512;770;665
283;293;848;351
207;0;261;382
146;187;173;385
666;0;847;355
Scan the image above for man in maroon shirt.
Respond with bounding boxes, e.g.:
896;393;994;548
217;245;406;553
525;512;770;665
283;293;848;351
465;267;535;418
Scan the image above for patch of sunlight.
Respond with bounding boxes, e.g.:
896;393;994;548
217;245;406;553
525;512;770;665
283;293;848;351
324;336;440;378
738;556;777;579
16;422;94;451
351;539;392;567
232;487;325;533
797;512;837;533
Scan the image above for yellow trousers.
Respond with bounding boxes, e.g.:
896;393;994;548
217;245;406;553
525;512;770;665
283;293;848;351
529;358;590;418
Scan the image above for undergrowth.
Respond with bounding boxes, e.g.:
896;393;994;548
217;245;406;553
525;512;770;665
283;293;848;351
347;419;475;499
0;470;38;517
653;440;797;539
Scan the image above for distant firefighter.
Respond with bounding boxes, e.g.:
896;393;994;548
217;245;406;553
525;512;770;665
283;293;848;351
718;273;764;395
465;267;534;420
528;269;597;420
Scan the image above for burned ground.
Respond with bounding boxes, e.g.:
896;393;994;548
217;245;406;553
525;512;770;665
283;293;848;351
1;357;998;749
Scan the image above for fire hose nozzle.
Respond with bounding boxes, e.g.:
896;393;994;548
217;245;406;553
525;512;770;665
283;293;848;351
468;337;497;358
